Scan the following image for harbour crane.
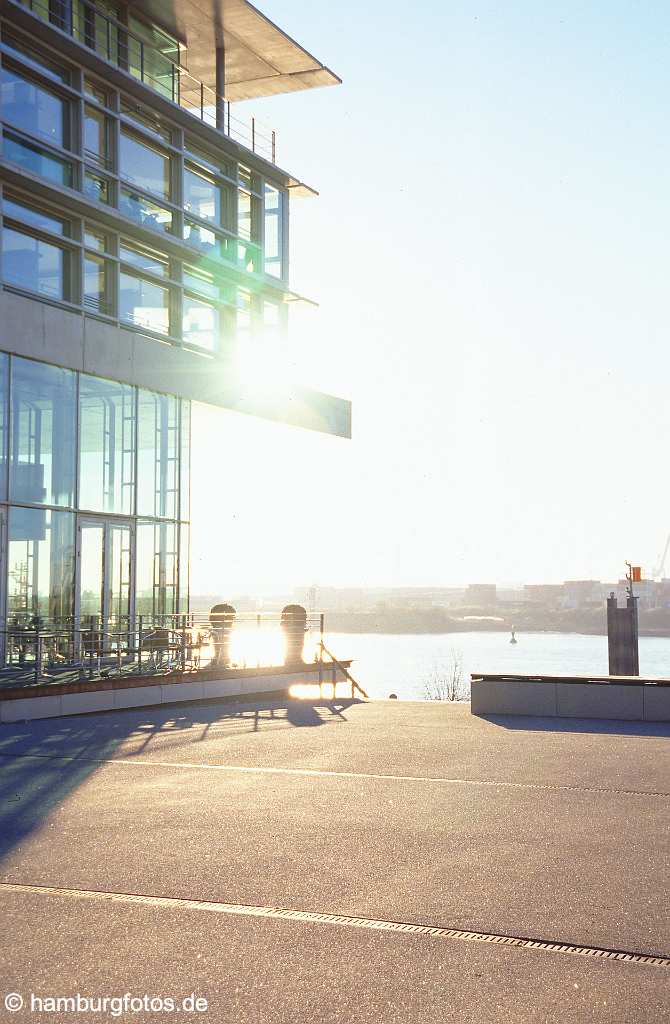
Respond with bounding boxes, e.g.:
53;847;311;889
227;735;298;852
652;532;670;580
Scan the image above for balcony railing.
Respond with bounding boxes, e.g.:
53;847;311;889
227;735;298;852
0;611;330;684
12;0;277;162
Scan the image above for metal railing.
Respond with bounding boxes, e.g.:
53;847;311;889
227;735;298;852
319;639;368;699
0;611;346;685
13;0;277;162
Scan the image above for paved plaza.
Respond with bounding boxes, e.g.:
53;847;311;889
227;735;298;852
0;699;669;1022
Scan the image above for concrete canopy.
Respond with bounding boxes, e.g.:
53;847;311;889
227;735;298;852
132;0;341;101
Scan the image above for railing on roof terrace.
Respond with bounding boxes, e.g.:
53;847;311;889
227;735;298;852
13;0;277;162
0;611;328;684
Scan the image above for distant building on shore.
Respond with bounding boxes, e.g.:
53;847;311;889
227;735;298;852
524;584;564;607
465;584;497;607
561;580;604;609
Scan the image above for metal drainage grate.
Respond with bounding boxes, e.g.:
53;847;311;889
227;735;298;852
1;883;668;968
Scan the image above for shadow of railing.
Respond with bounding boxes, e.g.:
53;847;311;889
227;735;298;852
0;697;360;862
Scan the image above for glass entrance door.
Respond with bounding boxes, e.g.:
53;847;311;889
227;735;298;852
78;517;133;639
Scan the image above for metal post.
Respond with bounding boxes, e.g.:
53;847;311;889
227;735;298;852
251;117;256;152
34;631;41;684
215;45;226;131
181;614;186;672
318;613;325;697
272;130;276;164
138;614;143;672
200;81;204;122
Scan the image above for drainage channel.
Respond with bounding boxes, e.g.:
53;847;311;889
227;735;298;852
1;883;668;968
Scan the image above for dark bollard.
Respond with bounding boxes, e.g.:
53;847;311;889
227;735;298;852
281;604;307;665
209;604;236;667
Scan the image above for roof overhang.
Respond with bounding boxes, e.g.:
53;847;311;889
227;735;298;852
132;0;342;101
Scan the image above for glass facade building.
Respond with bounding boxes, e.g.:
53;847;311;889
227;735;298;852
0;0;348;668
4;352;189;632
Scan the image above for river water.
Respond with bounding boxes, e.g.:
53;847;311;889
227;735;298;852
324;631;670;700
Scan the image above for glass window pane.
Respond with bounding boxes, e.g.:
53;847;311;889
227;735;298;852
137;389;179;518
0;353;8;501
119;272;170;335
84;104;109;166
79;521;103;619
264;184;283;279
3;196;68;236
183;220;222;257
10;358;76;506
236;288;252;347
238;239;259;273
73;4;120;68
184;167;220;224
84;170;111;205
2;227;66;300
127;16;180;103
184;141;233;180
238;190;251;241
120;130;171;199
183;266;218;300
178;522;189;612
2;33;69;84
238;165;260;194
84;254;112;315
108;523;131;628
180;401;190;522
79;375;136;515
119;241;168;277
120;97;172;142
0;65;67;147
84;78;109;105
136;520;177;618
4;132;73;187
183;294;219;351
119;189;172;233
7;507;75;625
84;225;110;252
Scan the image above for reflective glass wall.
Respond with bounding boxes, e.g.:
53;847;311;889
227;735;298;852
0;20;291;360
0;354;190;637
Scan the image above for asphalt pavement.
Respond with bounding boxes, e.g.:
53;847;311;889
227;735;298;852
0;699;668;1022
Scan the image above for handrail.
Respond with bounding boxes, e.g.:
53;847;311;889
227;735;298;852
0;612;344;685
319;641;368;699
13;0;277;162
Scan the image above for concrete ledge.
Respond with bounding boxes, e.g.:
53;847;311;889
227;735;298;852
643;686;670;722
470;678;557;717
0;665;350;723
556;682;643;721
61;690;115;716
471;672;670;722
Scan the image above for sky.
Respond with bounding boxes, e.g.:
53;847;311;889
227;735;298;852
190;1;670;595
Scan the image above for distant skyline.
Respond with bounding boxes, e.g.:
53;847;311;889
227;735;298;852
191;1;670;595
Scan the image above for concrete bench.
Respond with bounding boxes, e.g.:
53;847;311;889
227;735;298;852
470;673;670;722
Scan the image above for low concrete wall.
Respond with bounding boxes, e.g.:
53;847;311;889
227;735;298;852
470;674;670;722
0;665;349;723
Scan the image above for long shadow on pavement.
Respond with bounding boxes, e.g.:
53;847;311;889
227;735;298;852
480;713;670;737
0;698;359;863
